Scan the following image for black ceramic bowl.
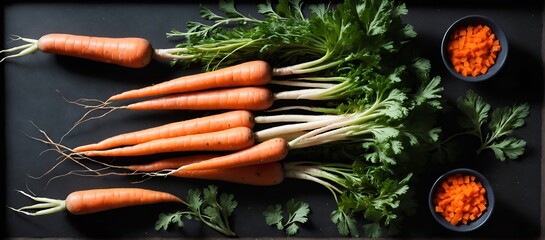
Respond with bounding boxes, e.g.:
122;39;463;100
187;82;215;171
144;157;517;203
428;168;495;232
441;15;508;82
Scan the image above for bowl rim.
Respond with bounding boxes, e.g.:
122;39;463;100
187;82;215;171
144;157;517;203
428;168;495;232
441;15;509;82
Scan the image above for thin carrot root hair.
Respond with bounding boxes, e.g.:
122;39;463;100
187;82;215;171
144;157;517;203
57;92;125;140
0;35;39;63
26;121;119;181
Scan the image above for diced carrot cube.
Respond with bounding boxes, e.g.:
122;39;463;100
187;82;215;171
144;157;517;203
482;25;491;34
488;57;495;65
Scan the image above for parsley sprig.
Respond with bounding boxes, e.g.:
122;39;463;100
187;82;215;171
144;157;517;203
263;198;310;236
155;185;237;237
456;89;530;161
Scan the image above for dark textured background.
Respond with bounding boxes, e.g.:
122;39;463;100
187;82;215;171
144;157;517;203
2;1;543;238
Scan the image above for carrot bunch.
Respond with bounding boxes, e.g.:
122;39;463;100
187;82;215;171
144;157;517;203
9;0;447;238
447;24;501;77
433;173;488;225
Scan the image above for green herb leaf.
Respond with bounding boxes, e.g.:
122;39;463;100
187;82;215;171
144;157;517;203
156;185;237;237
456;89;490;134
263;204;284;230
455;90;530;161
155;212;184;231
488;137;527;161
488;103;530;139
363;222;382;238
331;209;359;237
264;199;310;236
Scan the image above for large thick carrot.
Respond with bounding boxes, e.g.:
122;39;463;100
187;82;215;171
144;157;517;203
73;110;255;152
80;126;255;157
171;138;289;171
9;188;183;216
109;60;272;100
1;34;161;68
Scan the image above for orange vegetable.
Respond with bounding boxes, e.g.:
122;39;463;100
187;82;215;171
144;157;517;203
433;173;488;225
174;138;289;171
108;60;272;100
79;126;255;157
126;155;285;186
447;24;501;77
124;86;274;111
73;110;255;152
1;34;155;68
9;188;183;216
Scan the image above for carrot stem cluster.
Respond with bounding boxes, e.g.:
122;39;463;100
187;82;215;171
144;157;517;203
433;173;487;225
447;24;501;77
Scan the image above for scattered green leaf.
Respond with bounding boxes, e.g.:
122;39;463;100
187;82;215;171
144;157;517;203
263;198;310;236
156;185;237;237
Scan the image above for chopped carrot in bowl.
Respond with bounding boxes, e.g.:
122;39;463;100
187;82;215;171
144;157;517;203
433;173;488;225
428;168;495;232
447;24;501;77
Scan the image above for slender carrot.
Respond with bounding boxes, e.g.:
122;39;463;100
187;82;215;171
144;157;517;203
126;154;221;172
124;87;274;111
109;60;272;100
73;110;255;152
9;188;183;216
1;34;155;68
126;155;284;186
79;126;255;157
171;138;289;171
170;162;284;186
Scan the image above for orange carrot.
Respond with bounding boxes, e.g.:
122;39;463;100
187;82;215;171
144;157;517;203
126;154;221;172
79;126;255;157
124;87;274;111
433;173;488;225
126;155;284;186
1;34;155;68
9;188;183;216
172;138;289;171
447;24;501;77
73;110;255;152
171;162;284;186
70;87;272;127
109;60;272;100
